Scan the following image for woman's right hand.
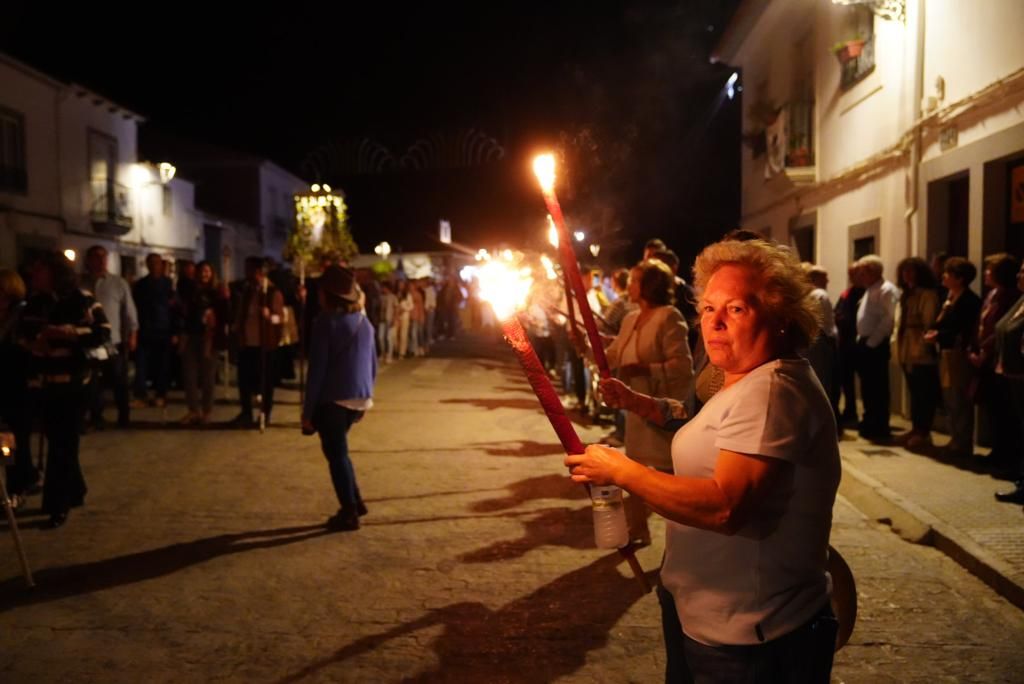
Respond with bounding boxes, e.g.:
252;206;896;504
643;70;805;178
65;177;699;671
599;377;633;410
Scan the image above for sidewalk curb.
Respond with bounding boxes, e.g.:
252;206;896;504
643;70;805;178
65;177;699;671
840;459;1024;611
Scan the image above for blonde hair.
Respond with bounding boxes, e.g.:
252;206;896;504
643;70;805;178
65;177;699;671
693;239;821;351
0;268;26;302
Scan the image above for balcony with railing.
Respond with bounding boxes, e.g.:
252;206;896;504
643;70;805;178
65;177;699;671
785;99;816;184
90;180;133;235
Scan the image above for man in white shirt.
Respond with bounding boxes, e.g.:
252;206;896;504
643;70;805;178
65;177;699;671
854;255;899;441
82;245;138;428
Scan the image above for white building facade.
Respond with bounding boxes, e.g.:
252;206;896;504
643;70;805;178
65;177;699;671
715;0;1024;296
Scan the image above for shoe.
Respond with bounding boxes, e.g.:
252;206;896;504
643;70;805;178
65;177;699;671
179;412;200;425
326;510;360;531
8;493;25;511
228;413;255;428
130;398;150;409
45;512;68;529
995;482;1024;504
356;499;368;517
153;398;167;408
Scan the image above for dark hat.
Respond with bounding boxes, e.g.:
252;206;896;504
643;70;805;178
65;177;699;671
321;264;359;302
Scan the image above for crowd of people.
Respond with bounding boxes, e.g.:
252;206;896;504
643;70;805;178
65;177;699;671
0;246;467;529
2;231;1023;681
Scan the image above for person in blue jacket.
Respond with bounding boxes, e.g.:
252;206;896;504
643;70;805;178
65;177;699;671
301;265;377;531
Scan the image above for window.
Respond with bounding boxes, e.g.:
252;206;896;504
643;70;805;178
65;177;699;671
836;6;875;90
0;107;27;194
849;218;881;261
162;185;173;217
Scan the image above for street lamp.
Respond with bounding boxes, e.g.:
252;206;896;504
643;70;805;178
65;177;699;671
374;241;392;259
589;244;600;257
573;230;585;242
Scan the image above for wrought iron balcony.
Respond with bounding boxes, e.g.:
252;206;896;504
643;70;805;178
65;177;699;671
90;180;133;235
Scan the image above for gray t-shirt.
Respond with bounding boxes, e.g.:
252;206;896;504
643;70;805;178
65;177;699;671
660;358;840;646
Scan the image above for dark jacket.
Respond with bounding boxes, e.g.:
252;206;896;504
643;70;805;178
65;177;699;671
20;289;111;392
931;289;982;350
133;274;177;341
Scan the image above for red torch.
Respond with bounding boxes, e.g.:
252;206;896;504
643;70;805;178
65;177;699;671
534;154;610;379
478;257;649;591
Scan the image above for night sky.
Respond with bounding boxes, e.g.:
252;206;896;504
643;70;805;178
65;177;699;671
2;1;741;268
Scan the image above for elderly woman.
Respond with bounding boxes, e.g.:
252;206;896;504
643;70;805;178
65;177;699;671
925;257;982;459
301;265;377;532
603;259;693;545
568;239;840;681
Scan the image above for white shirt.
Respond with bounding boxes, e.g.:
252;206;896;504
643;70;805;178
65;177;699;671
82;272;138;346
810;288;837;339
660;358;840;646
856;278;898;348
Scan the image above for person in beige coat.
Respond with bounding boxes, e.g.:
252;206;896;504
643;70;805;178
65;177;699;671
896;257;942;449
603;259;694;544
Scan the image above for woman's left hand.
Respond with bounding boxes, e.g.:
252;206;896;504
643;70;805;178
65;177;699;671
565;444;631;485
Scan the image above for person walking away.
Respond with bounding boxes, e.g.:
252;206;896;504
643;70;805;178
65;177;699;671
301;265;377;531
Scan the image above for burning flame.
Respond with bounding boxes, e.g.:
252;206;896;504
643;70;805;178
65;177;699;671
533;154;556;193
540;254;558;280
478;259;533;321
547;215;559;248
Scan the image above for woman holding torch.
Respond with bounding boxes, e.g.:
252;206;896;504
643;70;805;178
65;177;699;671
566;239;841;682
602;259;693;546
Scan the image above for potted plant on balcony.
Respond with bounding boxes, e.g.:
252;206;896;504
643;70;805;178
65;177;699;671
832;36;865;64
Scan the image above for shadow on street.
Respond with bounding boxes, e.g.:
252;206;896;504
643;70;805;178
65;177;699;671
275;552;655;684
0;524;330;613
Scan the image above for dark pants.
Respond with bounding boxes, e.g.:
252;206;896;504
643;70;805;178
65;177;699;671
837;341;858;420
182;335;217;415
238;347;279;421
90;344;130;424
681;603;837;684
41;390;88;516
658;584;693;684
856;342;891;438
135;336;171;399
314;403;363;511
904;364;940;434
2;400;37;496
1009;379;1024;479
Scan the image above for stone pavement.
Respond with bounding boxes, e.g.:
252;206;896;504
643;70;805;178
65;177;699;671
0;335;1022;682
838;420;1024;610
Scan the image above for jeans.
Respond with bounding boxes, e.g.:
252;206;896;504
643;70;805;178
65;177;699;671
377;321;393;361
681;603;837;684
658;584;693;684
425;308;436;345
410;319;422;356
314;403;364;510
